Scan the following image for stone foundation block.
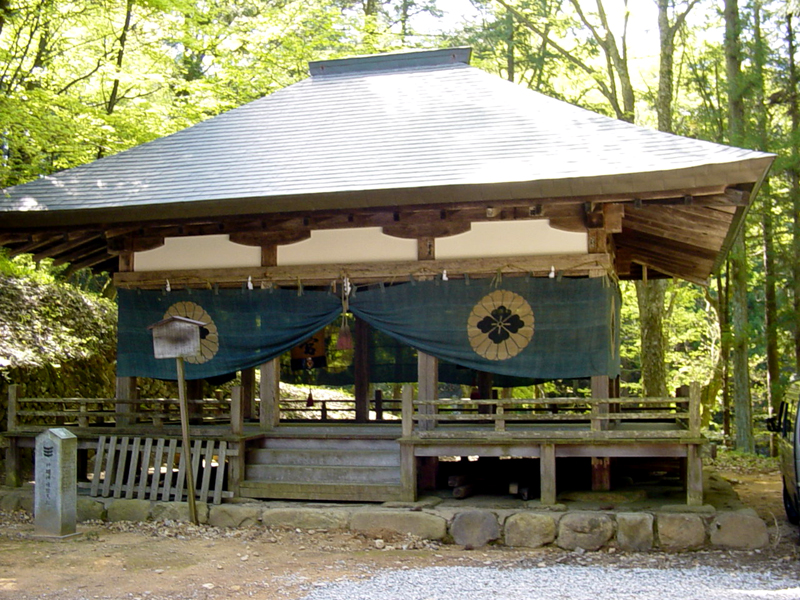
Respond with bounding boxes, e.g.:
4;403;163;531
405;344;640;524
350;509;447;540
77;497;106;522
504;512;557;548
657;513;705;550
616;512;653;551
450;510;500;548
107;499;151;523
261;507;349;531
556;512;614;551
152;501;209;524
209;504;262;528
709;510;769;549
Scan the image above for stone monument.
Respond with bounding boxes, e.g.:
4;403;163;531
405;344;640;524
35;428;79;538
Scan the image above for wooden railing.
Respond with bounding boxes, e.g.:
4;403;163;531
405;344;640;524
402;384;701;440
279;397;402;422
6;384;245;436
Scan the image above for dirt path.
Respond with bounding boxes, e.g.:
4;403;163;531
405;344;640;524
1;469;798;600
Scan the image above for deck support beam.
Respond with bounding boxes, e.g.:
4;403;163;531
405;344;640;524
686;444;703;506
591;375;611;491
540;443;556;505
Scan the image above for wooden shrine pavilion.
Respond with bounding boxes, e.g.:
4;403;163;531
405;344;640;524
0;48;774;506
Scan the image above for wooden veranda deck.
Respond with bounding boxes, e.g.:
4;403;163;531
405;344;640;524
2;384;705;505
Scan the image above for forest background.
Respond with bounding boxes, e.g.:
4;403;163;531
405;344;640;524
0;0;797;454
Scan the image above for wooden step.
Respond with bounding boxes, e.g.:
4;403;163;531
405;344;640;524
248;448;400;467
239;481;407;502
254;437;400;452
245;464;401;484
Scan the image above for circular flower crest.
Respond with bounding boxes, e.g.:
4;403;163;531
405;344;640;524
164;301;219;364
467;290;534;361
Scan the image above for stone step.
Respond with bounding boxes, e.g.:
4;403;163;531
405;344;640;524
245;464;402;485
248;448;400;467
255;437;399;452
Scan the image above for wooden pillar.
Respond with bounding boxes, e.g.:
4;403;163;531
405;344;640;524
400;384;417;501
186;379;203;424
374;389;383;421
115;376;138;428
115;251;137;428
240;368;256;420
230;386;244;436
354;317;370;423
417;351;438;431
259;359;281;430
591;374;611;491
5;385;21;487
540;443;556;505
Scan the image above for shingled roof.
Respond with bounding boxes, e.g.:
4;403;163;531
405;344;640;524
0;47;774;281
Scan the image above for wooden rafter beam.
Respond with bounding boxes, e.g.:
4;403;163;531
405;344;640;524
32;234;104;261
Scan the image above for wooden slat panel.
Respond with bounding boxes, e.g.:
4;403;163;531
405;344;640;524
91;436;107;496
112;437;129;498
138;438;153;499
150;439;166;501
190;440;203;501
199;441;215;501
174;441;187;501
162;439;178;501
213;442;227;505
101;436;118;497
125;437;142;499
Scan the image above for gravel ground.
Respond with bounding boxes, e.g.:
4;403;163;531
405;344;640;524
298;565;800;600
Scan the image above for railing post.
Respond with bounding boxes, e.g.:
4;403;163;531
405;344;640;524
115;376;137;428
495;403;505;432
374;389;383;421
689;381;701;437
231;386;244;436
401;384;413;437
417;352;438;432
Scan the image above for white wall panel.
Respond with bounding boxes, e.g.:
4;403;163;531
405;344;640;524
435;220;587;259
278;227;418;265
134;234;261;271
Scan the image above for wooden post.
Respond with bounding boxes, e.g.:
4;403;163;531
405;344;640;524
540;443;556;505
591;374;611;491
231;386;244;436
374;389;383;421
689;380;701;437
418;351;438;431
401;384;413;437
400;443;417;502
176;357;198;525
115;376;137;428
687;444;703;506
259;359;280;430
5;385;21;487
354;317;370;423
240;368;256;421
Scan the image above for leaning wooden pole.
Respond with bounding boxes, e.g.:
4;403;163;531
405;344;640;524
176;357;199;525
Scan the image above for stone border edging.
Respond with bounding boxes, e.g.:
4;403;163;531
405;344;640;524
0;487;771;552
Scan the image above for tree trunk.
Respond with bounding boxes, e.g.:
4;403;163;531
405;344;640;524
724;0;753;452
787;14;800;373
635;279;669;398
753;2;779;428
